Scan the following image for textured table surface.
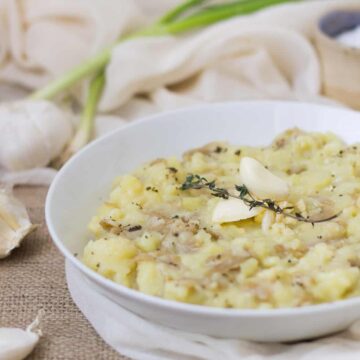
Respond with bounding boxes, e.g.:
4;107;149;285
1;186;125;360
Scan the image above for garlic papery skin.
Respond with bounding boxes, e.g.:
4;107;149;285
239;157;289;200
0;100;73;171
212;198;261;224
0;188;34;259
0;314;42;360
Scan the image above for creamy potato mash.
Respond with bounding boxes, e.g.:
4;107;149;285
83;129;360;309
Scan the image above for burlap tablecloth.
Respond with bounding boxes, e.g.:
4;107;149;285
0;186;127;359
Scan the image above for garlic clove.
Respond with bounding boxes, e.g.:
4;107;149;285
0;313;42;360
261;210;275;233
0;328;39;360
0;188;34;259
239;157;289;200
212;198;261;224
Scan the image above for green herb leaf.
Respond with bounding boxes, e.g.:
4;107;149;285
181;174;340;224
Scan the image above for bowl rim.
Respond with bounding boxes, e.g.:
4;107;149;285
46;100;360;318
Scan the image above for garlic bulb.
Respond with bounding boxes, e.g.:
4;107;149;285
0;188;34;259
0;313;42;360
239;157;289;200
212;198;261;223
0;100;73;171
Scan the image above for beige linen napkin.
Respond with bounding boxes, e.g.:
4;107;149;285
0;0;356;112
0;0;357;185
66;261;360;360
102;0;360;117
0;0;144;89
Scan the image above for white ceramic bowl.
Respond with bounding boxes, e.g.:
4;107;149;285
46;101;360;342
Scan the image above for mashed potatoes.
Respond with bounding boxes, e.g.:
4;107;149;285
83;129;360;309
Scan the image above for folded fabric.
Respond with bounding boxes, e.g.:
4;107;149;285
66;260;360;360
0;0;357;185
1;0;357;111
102;0;359;116
0;0;144;89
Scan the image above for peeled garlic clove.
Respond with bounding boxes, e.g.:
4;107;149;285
0;188;34;259
0;100;73;171
240;157;289;200
212;198;261;223
0;314;42;360
261;210;275;233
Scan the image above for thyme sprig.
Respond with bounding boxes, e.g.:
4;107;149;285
180;174;340;224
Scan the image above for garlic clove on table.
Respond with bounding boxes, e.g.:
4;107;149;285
0;100;73;171
0;328;39;360
212;198;261;223
239;157;289;200
0;314;42;360
0;188;34;259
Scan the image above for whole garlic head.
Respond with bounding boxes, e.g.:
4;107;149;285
0;188;34;259
240;157;289;200
0;100;73;171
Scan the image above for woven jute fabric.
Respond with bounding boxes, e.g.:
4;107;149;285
0;186;127;360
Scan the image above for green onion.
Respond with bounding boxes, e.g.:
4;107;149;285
31;0;298;101
158;0;207;25
52;71;105;168
52;0;206;166
41;0;299;165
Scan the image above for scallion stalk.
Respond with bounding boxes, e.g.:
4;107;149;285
158;0;207;24
31;0;297;101
52;71;105;167
45;0;299;165
52;0;205;166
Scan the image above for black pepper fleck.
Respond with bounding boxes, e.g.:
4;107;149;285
146;186;158;192
168;167;178;173
128;225;142;232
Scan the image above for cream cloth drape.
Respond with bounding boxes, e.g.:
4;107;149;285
1;0;357;117
0;0;358;186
